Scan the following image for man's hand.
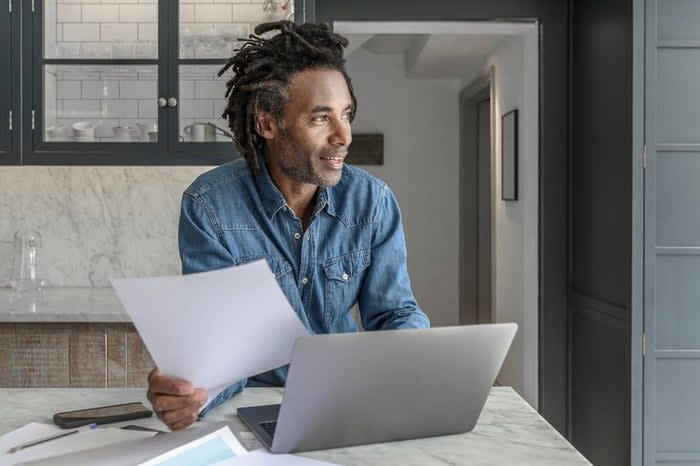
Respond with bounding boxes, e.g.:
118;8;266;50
146;368;208;431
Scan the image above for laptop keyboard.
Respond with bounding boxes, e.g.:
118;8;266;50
259;420;277;437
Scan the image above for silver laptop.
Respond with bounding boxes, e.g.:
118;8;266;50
237;323;517;453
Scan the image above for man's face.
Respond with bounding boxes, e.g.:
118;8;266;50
267;69;353;188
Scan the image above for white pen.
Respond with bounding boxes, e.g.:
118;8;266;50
7;423;98;454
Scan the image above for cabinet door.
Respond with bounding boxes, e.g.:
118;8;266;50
0;0;19;164
23;0;296;165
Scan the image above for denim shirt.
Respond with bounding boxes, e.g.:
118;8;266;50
179;156;430;414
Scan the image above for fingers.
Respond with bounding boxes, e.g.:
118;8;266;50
146;369;208;431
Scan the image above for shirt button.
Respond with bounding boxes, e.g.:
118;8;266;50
342;272;349;281
301;277;309;285
294;232;301;240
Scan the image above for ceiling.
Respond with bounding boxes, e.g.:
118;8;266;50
345;33;507;78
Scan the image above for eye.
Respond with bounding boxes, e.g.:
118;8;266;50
341;112;352;121
312;115;329;123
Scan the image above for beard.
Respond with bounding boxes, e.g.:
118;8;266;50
276;134;346;188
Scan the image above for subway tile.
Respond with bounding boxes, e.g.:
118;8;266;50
62;23;100;42
101;99;139;118
195;80;227;99
101;23;138;42
57;81;81;99
180;99;215;119
83;4;119;22
60;100;101;119
102;0;138;3
180;80;195;99
82;80;119;99
180;4;194;23
138;23;158;42
233;4;270;22
138;100;158;118
195;4;233;23
119;80;156;99
56;4;81;22
119;4;157;22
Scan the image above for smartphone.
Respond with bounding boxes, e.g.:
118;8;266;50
53;402;153;428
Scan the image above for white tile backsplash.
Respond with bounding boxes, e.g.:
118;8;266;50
119;80;156;99
195;4;233;23
57;4;81;22
83;4;119;22
81;80;119;99
137;100;158;118
119;4;157;22
0;166;214;287
101;99;138;118
62;23;100;42
57;81;82;99
138;23;158;41
101;23;138;42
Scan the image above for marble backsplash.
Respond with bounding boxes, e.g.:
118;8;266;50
0;166;213;287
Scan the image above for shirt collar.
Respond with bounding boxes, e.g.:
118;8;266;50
253;154;337;220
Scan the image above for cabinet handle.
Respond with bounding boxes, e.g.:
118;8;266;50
157;97;167;108
167;97;178;108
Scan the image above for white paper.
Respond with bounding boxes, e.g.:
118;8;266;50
110;260;310;404
0;422;155;465
138;425;246;466
211;451;340;466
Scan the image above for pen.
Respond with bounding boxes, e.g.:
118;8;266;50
7;423;98;454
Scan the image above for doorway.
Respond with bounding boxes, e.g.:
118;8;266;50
459;69;494;326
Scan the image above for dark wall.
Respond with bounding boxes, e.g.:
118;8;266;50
570;0;632;464
316;0;571;434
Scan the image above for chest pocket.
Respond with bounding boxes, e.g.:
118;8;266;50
321;249;371;325
233;255;295;285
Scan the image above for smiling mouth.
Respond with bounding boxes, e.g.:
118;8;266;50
320;156;345;162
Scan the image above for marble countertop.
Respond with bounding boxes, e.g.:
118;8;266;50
0;387;591;465
0;288;128;322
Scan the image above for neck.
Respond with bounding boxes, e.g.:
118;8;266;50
265;157;318;229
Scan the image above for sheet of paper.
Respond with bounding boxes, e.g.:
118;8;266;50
138;425;246;466
110;260;310;404
211;450;340;466
0;422;155;465
17;422;239;466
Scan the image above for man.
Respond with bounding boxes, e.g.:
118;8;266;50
147;21;430;431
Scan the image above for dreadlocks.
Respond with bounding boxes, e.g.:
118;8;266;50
218;21;357;171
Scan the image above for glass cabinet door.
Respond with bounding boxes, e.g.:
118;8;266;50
41;1;159;145
0;0;13;162
176;0;293;145
23;0;296;164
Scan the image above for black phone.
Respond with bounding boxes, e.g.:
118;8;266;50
53;402;153;428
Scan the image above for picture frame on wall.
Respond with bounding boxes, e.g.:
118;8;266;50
501;109;518;201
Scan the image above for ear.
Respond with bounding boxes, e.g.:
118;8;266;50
255;111;281;140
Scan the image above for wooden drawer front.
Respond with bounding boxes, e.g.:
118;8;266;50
0;324;70;387
0;323;154;388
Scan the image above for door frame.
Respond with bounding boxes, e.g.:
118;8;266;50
459;66;495;326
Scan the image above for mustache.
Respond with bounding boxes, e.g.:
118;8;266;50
319;149;348;158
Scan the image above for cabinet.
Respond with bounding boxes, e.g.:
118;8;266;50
2;0;298;165
0;323;154;388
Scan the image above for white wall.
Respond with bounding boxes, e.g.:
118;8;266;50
346;48;463;327
465;33;539;407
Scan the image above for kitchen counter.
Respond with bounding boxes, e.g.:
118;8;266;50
0;387;592;465
0;288;128;322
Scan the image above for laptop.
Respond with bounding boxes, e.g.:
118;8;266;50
237;323;517;453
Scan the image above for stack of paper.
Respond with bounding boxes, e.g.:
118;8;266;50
0;422;156;465
1;422;339;466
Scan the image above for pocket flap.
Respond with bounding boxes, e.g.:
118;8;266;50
322;250;371;281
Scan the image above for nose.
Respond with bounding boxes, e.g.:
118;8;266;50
329;118;352;147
